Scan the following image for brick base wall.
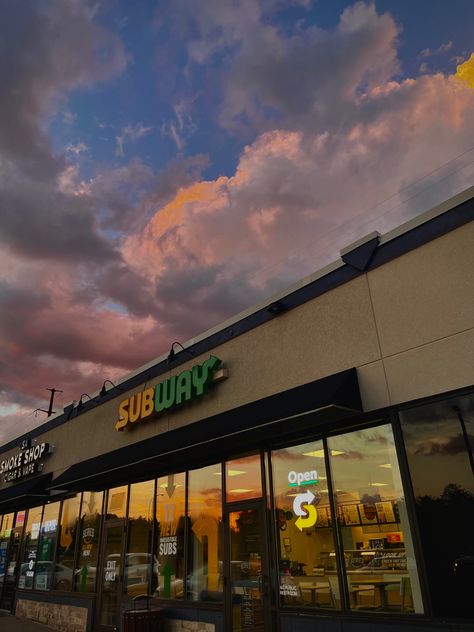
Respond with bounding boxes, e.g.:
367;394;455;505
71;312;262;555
16;598;88;632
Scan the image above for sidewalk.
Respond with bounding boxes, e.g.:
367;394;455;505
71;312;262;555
0;613;56;632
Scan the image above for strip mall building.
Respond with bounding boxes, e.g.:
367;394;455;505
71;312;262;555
0;189;473;632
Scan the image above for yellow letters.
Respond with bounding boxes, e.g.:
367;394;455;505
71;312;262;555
141;388;154;419
115;398;129;431
129;393;142;423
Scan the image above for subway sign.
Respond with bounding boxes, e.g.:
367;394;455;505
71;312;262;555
116;356;224;431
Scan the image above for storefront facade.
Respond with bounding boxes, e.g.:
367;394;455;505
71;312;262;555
0;188;473;632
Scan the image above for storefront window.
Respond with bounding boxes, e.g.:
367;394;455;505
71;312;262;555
75;491;103;592
272;440;340;609
0;513;14;594
226;454;262;502
328;424;423;613
19;506;43;589
156;472;185;599
188;463;223;602
106;485;128;519
34;501;60;590
126;479;155;597
400;395;474;618
54;495;81;591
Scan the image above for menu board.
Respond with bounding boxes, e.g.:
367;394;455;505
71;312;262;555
375;501;396;523
315;507;332;527
342;505;361;526
358;504;378;525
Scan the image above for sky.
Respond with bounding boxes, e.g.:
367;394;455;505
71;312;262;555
1;0;474;445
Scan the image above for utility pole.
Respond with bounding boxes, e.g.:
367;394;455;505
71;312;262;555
37;387;63;417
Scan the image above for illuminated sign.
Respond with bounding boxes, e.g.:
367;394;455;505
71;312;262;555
115;355;224;431
287;469;319;531
0;440;53;484
287;469;318;487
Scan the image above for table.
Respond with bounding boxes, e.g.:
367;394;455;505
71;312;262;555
299;581;335;607
352;578;401;610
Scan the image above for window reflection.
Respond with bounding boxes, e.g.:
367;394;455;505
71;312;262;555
0;513;15;594
126;480;156;597
156;472;185;599
106;485;128;519
226;454;262;502
75;491;103;592
34;502;60;590
272;440;340;609
54;495;80;591
328;424;423;613
19;506;43;589
400;395;474;619
188;464;223;602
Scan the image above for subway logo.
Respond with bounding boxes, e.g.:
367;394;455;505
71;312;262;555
115;356;222;431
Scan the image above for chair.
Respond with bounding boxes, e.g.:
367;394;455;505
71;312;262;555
400;576;412;612
347;577;376;609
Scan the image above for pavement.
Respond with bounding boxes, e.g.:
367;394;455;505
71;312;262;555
0;612;56;631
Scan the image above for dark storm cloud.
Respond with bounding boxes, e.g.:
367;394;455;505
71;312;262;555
1;175;117;261
153;258;264;335
93;155;209;232
0;0;127;261
220;3;400;133
0;0;127;166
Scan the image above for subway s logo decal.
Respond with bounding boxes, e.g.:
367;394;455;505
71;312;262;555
115;356;223;431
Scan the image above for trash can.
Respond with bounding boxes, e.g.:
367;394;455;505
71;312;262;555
123;607;165;632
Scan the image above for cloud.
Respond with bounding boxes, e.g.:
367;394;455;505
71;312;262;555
456;52;474;88
419;41;453;58
115;123;153;157
161;101;197;152
414;434;472;457
219;2;401;134
65;141;88;156
0;0;127;262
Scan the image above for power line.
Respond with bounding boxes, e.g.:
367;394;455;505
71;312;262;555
244;146;474;287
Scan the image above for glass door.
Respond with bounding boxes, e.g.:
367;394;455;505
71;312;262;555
96;521;126;630
0;512;25;612
225;503;271;632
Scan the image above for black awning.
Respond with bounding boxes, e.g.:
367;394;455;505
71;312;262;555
49;367;362;492
0;473;52;512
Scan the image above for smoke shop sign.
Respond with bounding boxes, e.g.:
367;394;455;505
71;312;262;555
116;355;223;431
0;439;53;484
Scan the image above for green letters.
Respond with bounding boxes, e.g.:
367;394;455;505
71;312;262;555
175;369;192;405
192;355;222;395
155;376;176;412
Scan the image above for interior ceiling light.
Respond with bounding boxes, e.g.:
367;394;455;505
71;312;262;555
302;449;345;458
214;469;246;477
303;449;324;458
230;488;253;493
370;482;388;487
379;463;392;469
